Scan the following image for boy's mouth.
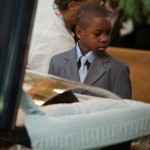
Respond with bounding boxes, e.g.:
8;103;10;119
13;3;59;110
98;46;107;52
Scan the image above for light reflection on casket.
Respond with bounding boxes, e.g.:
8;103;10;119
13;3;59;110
23;69;121;106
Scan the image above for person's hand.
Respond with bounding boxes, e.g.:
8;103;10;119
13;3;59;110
16;108;25;127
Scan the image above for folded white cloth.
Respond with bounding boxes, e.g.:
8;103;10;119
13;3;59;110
21;91;150;150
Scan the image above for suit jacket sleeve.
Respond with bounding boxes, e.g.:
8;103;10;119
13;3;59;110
48;58;56;76
112;63;132;99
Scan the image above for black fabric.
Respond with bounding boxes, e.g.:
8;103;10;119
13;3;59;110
101;141;131;150
109;11;136;49
71;25;79;43
42;90;79;106
77;58;91;70
134;24;150;50
14;127;31;148
0;128;31;148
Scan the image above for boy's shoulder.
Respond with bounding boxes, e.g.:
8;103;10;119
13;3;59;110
102;52;129;68
50;47;76;64
52;48;75;59
107;53;129;69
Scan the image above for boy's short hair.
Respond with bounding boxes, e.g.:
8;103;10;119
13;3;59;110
75;3;110;27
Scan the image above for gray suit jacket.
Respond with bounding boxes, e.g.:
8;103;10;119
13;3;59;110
48;48;131;99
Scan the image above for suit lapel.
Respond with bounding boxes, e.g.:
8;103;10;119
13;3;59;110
84;52;110;85
64;48;80;82
63;50;110;93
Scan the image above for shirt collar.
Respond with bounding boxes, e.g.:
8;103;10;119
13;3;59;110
76;42;95;63
76;43;82;62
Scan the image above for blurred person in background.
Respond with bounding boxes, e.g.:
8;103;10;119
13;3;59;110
27;0;105;74
104;0;136;48
104;0;150;50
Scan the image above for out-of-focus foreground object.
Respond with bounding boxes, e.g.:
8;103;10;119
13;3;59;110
0;0;37;148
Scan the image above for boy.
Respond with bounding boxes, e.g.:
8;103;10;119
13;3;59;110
48;3;131;99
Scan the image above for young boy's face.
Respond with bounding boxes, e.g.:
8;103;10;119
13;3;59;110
76;16;112;56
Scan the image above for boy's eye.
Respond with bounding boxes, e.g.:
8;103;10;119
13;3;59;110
93;29;112;37
94;33;101;37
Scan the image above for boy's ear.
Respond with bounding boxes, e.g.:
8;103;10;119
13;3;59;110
75;26;83;39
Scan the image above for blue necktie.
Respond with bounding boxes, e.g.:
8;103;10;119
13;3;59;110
79;56;88;83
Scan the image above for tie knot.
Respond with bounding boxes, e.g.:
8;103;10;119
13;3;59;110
80;56;87;66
